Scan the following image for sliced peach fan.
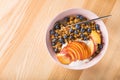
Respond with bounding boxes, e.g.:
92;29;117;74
56;41;92;64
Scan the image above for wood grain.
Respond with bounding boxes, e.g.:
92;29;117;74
0;0;120;80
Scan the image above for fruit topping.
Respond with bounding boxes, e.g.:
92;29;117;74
56;41;91;64
56;53;71;64
95;24;100;30
90;31;101;44
98;44;103;50
75;24;81;29
87;38;96;55
50;30;55;35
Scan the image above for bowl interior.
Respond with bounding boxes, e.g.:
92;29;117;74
46;8;108;70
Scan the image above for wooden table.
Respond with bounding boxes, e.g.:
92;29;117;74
0;0;120;80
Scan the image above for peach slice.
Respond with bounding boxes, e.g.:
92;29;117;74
79;42;91;59
83;42;91;59
79;42;87;59
61;47;75;61
90;31;101;44
68;43;81;60
71;41;91;60
56;53;71;65
70;42;84;60
88;38;96;55
66;46;77;61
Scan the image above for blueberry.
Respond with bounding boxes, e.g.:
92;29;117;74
76;15;83;19
85;22;90;25
69;35;75;40
50;30;55;35
80;34;84;38
80;16;86;20
87;28;91;33
54;33;59;37
69;28;74;33
64;17;69;22
55;24;60;30
76;15;81;18
76;15;85;20
98;44;103;50
54;22;61;30
63;34;68;39
83;36;88;40
54;48;59;53
75;24;81;29
61;41;65;44
74;30;79;34
52;42;56;46
95;24;100;30
52;38;57;43
59;38;65;43
80;28;85;33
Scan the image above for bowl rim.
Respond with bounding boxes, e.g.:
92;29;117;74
46;8;109;70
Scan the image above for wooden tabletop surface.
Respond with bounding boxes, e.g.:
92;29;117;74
0;0;120;80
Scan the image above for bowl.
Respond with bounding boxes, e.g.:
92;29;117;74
46;8;108;70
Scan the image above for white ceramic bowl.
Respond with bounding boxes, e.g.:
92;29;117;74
46;8;108;70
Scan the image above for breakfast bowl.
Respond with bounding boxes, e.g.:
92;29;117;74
46;8;108;70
